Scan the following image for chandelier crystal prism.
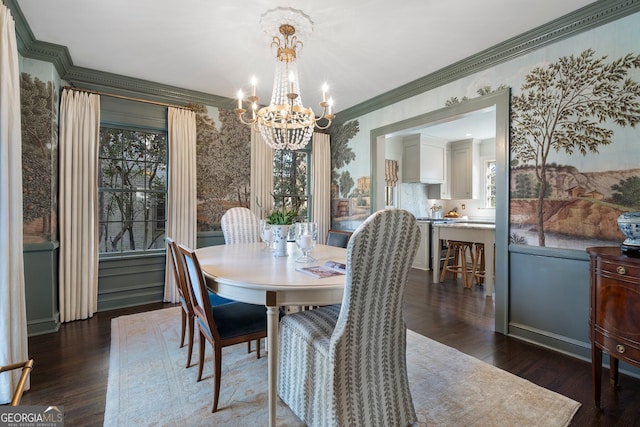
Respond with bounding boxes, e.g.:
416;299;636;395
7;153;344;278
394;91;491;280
235;16;334;151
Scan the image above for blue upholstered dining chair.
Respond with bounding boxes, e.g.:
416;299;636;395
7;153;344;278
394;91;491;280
177;243;268;413
220;207;261;244
325;229;352;248
166;237;232;368
278;209;421;427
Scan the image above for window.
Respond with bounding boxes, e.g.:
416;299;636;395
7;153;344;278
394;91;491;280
485;159;497;208
273;148;311;221
98;127;167;254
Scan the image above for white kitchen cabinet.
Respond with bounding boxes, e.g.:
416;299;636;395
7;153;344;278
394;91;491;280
449;138;479;199
412;221;430;270
402;135;446;184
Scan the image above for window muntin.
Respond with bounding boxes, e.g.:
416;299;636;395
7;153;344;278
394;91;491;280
485;159;496;208
273;148;311;221
98;127;167;254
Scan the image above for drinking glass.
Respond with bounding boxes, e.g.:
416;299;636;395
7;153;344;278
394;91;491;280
295;222;318;263
260;219;273;250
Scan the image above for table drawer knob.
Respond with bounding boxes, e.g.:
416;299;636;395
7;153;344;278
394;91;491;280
616;344;626;354
616;266;626;275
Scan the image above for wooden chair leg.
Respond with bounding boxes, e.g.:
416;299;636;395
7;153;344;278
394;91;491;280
256;339;261;359
247;341;251;353
197;331;205;382
440;242;454;282
460;244;469;288
470;243;485;287
180;309;187;348
186;314;194;368
212;344;222;413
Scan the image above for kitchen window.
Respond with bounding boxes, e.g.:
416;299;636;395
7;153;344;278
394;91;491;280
485;159;496;209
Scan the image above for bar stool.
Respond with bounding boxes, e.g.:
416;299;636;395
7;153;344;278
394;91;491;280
440;240;473;288
471;243;486;286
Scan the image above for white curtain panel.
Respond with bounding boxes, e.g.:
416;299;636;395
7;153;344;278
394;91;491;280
250;129;274;219
59;89;100;322
0;2;29;404
312;133;331;244
163;107;197;303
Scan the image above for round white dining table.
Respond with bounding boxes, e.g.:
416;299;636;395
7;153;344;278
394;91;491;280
195;242;347;427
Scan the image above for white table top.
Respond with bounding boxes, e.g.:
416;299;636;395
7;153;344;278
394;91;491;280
196;242;347;304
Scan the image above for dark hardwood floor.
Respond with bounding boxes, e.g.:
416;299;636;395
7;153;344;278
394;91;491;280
20;270;640;426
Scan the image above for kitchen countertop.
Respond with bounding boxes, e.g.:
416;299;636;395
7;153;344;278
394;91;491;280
432;222;495;230
415;218;495;225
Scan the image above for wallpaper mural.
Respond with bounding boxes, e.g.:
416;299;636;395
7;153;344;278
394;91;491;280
509;49;640;249
328;119;364;231
21;72;58;244
332;12;640;253
191;104;252;231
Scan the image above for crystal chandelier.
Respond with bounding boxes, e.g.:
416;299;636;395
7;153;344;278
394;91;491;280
235;9;334;151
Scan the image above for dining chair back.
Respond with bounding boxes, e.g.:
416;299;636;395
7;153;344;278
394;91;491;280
177;244;268;413
166;237;193;363
220;207;261;244
167;237;232;368
0;359;34;406
278;209;420;426
325;229;352;248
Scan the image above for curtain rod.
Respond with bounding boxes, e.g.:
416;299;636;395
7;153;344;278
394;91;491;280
62;86;193;111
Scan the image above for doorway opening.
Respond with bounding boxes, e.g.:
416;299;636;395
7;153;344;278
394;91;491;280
369;89;510;334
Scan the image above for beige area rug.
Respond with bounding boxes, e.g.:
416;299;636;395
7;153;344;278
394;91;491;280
104;307;580;426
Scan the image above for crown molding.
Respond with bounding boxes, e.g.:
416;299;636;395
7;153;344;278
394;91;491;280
6;0;640;114
64;67;234;108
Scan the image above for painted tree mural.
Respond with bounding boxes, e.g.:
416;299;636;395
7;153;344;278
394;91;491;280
329;120;358;198
21;73;57;241
192;104;251;231
511;49;640;246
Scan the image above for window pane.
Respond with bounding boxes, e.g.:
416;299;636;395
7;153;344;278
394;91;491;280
486;160;496;208
99;127;167;255
273;149;310;221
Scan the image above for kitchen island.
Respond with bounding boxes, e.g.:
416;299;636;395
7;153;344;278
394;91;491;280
432;222;495;297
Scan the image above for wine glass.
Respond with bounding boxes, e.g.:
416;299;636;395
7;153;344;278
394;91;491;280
295;222;318;263
259;219;273;250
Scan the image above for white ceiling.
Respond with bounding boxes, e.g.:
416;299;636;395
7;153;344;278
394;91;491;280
17;0;595;114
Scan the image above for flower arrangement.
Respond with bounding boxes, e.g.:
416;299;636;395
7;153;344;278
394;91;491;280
266;204;299;225
257;195;301;225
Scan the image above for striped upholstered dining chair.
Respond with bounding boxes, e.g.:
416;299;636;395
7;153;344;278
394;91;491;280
278;209;421;427
219;206;262;354
220;207;261;244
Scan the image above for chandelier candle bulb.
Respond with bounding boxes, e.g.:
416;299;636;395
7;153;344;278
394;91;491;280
251;76;257;97
322;83;327;102
237;90;243;109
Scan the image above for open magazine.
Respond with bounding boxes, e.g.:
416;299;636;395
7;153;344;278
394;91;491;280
296;261;347;279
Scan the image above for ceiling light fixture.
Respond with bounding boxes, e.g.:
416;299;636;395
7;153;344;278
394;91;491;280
235;7;334;151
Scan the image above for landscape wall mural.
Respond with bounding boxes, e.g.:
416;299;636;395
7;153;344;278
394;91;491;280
509;49;640;250
192;104;252;231
328;119;367;231
21;72;58;244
